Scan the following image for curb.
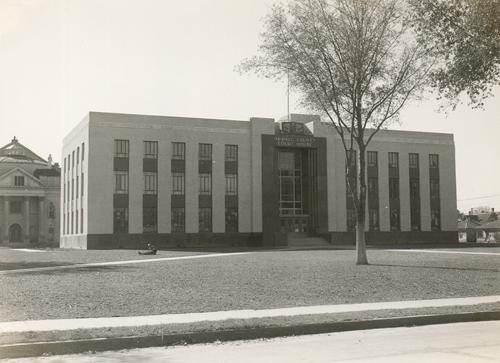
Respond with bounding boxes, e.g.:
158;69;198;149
1;311;499;359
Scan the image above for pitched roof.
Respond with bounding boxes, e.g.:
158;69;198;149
34;168;61;178
478;219;500;230
457;219;482;230
0;137;47;165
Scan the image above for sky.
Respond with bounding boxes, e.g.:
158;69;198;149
0;0;499;213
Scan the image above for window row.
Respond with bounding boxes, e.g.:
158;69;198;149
113;140;238;162
113;173;238;195
63;208;84;235
64;174;85;204
364;152;440;169
112;207;239;234
64;142;85;174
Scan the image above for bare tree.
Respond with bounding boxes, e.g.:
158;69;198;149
239;0;431;264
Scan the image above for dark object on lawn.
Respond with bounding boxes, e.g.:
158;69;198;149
138;243;158;255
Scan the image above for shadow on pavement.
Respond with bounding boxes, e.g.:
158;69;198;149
0;261;77;271
0;262;138;275
371;263;500;273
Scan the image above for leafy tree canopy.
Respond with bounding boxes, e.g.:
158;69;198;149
410;0;500;108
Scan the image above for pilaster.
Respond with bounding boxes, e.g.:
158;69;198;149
24;197;30;243
38;197;45;243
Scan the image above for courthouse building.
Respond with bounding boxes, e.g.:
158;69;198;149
0;137;60;246
60;112;457;249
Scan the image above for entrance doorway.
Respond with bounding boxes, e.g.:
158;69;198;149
9;224;22;242
278;149;312;236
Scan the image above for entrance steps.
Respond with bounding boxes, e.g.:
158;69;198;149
287;234;331;248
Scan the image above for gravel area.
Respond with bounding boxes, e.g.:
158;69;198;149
0;248;499;322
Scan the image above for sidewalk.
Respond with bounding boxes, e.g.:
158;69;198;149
1;295;499;333
1;296;500;359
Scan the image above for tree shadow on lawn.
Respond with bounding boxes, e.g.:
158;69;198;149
371;263;500;273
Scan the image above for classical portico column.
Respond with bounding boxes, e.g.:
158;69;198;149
38;197;45;243
24;197;30;243
2;197;8;244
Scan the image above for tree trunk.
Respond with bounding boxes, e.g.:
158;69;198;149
356;145;368;265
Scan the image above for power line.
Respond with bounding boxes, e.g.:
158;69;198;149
457;194;500;202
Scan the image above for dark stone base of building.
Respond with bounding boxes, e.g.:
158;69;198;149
62;230;458;249
329;231;458;245
85;233;264;250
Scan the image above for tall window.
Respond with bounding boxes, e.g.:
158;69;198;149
429;154;439;168
198;143;213;233
409;153;419;168
429;154;440;231
225;175;238;195
172;142;185;160
390;209;400;232
368;178;379;231
430;179;440;199
144;173;158;194
113;140;129;234
171;142;186;233
388;152;400;231
368;177;378;195
172;208;185;233
389;178;399;200
225;209;237;233
367;151;378;167
369;209;379;232
199;207;212;233
225;144;238;161
199;174;212;195
76;147;80;165
225;144;238;232
114;140;129;158
144;141;158;159
81;173;84;197
409;153;420;231
81;143;85;161
367;151;379;232
410;178;421;231
143;207;157;233
199;143;212;160
76;175;79;199
113;208;128;233
279;150;303;215
114;172;129;193
347;209;356;232
431;208;441;231
172;173;185;195
388;152;399;168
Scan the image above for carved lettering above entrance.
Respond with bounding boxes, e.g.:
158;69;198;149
275;135;316;148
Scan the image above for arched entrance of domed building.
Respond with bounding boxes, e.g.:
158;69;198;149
9;224;22;243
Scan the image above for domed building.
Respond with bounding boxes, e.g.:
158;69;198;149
0;137;60;246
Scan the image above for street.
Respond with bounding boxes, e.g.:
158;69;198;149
4;321;500;362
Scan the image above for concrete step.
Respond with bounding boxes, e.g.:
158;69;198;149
287;236;330;247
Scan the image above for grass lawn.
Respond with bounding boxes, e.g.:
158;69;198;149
0;247;499;322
